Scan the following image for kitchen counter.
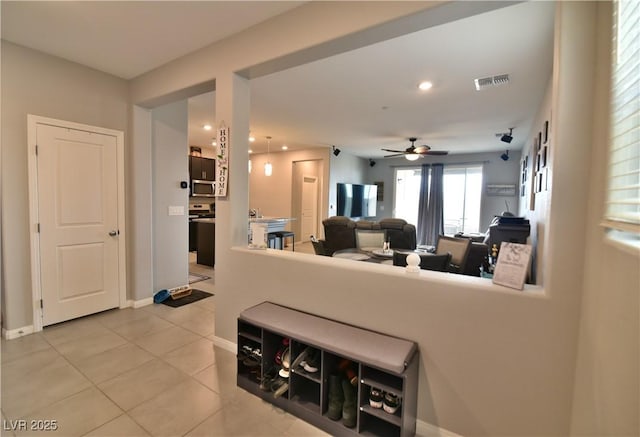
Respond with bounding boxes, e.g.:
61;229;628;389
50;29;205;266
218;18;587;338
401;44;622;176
249;217;294;233
192;218;215;223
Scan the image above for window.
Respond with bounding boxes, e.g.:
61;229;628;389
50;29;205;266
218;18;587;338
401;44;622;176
394;167;422;225
603;0;639;244
393;165;483;234
443;166;483;234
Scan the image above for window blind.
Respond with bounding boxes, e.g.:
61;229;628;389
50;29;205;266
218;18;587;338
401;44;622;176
603;0;640;234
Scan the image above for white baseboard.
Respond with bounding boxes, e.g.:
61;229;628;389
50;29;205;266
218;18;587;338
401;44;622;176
416;420;463;437
127;297;153;308
211;335;237;354
2;325;35;340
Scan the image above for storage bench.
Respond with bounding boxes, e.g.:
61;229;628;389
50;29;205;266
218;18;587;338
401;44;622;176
237;302;419;436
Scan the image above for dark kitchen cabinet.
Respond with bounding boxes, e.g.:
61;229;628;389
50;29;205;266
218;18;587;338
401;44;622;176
189;156;215;181
189;221;198;252
196;220;215;267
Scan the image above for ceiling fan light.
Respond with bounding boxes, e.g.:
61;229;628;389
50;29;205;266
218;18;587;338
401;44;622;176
418;81;433;91
405;154;420;161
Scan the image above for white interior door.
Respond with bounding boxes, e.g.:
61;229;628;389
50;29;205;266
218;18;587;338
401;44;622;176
301;176;318;242
36;123;120;326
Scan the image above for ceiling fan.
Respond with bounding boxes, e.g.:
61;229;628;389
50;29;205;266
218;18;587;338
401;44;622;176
382;137;449;160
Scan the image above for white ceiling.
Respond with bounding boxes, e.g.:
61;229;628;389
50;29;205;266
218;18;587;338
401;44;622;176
190;1;555;158
1;1;304;79
2;1;555;159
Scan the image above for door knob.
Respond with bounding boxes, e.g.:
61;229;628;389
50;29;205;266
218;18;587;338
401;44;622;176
108;230;118;236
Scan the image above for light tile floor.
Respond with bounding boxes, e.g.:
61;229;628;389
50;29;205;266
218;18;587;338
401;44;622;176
1;266;329;437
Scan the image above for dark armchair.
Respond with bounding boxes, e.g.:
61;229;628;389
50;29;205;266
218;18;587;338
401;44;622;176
378;218;417;250
320;216;357;256
393;251;452;272
435;235;471;273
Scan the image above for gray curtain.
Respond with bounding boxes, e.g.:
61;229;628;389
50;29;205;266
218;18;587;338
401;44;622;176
416;164;431;245
418;163;444;246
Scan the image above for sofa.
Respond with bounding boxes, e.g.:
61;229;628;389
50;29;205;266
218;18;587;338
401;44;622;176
314;216;417;256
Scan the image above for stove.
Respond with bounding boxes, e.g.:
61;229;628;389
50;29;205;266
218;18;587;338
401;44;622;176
189;203;215;220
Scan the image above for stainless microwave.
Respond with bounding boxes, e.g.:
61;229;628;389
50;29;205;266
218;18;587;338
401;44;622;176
191;179;215;197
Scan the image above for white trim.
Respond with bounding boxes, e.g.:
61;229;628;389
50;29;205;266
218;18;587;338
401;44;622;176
27;115;127;332
211;335;238;354
604;230;640;256
2;325;35;340
130;297;154;309
416;419;463;437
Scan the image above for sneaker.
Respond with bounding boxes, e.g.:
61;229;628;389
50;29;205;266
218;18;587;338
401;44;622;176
242;347;261;367
260;367;277;391
369;387;383;409
383;392;401;414
274;339;290;365
271;377;289;398
278;347;291;377
291;346;311;370
301;348;319;373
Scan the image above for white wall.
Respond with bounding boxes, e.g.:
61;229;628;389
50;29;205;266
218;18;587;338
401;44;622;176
328;151;369;217
131;3;583;435
518;79;553;285
0;41;128;330
151;100;190;291
249;147;330;224
570;2;639;435
127;2;632;435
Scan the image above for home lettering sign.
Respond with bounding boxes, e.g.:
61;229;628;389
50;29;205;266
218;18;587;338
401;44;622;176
216;123;229;197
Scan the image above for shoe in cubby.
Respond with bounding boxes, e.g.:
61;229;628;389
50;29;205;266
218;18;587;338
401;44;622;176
369;387;384;409
383;392;401;414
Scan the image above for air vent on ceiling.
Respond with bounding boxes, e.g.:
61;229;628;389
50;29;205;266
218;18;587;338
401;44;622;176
474;73;510;91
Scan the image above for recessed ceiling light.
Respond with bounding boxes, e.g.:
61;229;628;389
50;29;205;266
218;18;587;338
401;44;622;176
281;145;288;150
211;140;216;146
248;136;256;142
248;149;253;154
418;81;433;91
203;124;212;130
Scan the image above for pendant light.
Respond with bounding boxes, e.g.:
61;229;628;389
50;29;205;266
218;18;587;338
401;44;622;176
264;136;273;176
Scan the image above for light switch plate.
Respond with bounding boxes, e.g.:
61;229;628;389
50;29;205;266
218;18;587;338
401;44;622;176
168;206;184;216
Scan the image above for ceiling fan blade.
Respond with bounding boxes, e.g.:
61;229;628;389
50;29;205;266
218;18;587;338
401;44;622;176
382;148;405;153
424;150;449;155
384;153;405;158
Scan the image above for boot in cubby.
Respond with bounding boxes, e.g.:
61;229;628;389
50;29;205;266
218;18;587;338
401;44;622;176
327;374;344;421
342;378;357;428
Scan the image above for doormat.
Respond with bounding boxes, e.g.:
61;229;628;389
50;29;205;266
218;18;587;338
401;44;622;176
161;289;214;308
188;272;211;284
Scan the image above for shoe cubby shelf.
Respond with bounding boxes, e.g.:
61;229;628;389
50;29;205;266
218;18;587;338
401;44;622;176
237;302;419;437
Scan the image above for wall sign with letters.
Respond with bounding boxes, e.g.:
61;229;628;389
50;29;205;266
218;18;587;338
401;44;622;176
215;123;229;197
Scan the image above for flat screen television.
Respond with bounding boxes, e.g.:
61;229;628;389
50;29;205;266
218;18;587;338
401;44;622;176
337;183;377;218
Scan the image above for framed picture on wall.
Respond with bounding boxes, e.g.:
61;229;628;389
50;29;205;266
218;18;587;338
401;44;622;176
529;164;536;211
538;131;542;150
